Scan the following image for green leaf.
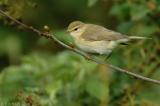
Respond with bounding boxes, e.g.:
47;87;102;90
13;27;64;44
88;0;98;7
117;21;133;33
85;77;109;101
130;4;150;21
54;30;74;44
46;81;62;100
130;23;158;35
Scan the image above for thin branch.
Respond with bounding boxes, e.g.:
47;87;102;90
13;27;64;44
0;9;160;85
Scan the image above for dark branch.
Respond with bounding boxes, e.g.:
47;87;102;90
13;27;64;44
0;9;160;85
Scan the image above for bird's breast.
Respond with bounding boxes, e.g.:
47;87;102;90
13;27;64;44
74;38;116;55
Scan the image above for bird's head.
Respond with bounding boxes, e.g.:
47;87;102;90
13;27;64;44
67;21;86;38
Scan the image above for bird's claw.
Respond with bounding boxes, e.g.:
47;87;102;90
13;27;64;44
85;53;92;60
69;44;75;49
104;53;112;61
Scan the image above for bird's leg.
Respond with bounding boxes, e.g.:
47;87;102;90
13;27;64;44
104;52;112;61
69;43;75;49
85;53;92;60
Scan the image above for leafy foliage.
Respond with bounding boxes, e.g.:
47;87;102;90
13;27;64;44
0;51;110;106
88;0;98;7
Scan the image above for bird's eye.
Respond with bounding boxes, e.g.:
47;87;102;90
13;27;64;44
74;28;78;31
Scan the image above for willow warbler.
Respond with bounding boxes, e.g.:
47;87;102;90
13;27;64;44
67;21;149;55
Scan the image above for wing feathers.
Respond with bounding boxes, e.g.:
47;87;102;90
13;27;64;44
81;24;128;41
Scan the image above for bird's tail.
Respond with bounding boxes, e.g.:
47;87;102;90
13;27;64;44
129;36;151;40
117;36;151;44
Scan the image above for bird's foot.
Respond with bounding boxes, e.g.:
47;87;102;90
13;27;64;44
85;53;92;60
69;44;75;49
104;53;112;61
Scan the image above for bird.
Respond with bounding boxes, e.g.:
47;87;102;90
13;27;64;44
67;21;149;57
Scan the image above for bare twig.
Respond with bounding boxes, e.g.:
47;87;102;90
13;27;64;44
0;9;160;85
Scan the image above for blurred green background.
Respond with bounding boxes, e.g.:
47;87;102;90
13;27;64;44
0;0;160;106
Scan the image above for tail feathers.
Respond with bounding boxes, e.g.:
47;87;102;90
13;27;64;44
116;36;151;44
129;36;152;40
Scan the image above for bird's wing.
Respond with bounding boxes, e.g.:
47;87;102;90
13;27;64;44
81;24;128;41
